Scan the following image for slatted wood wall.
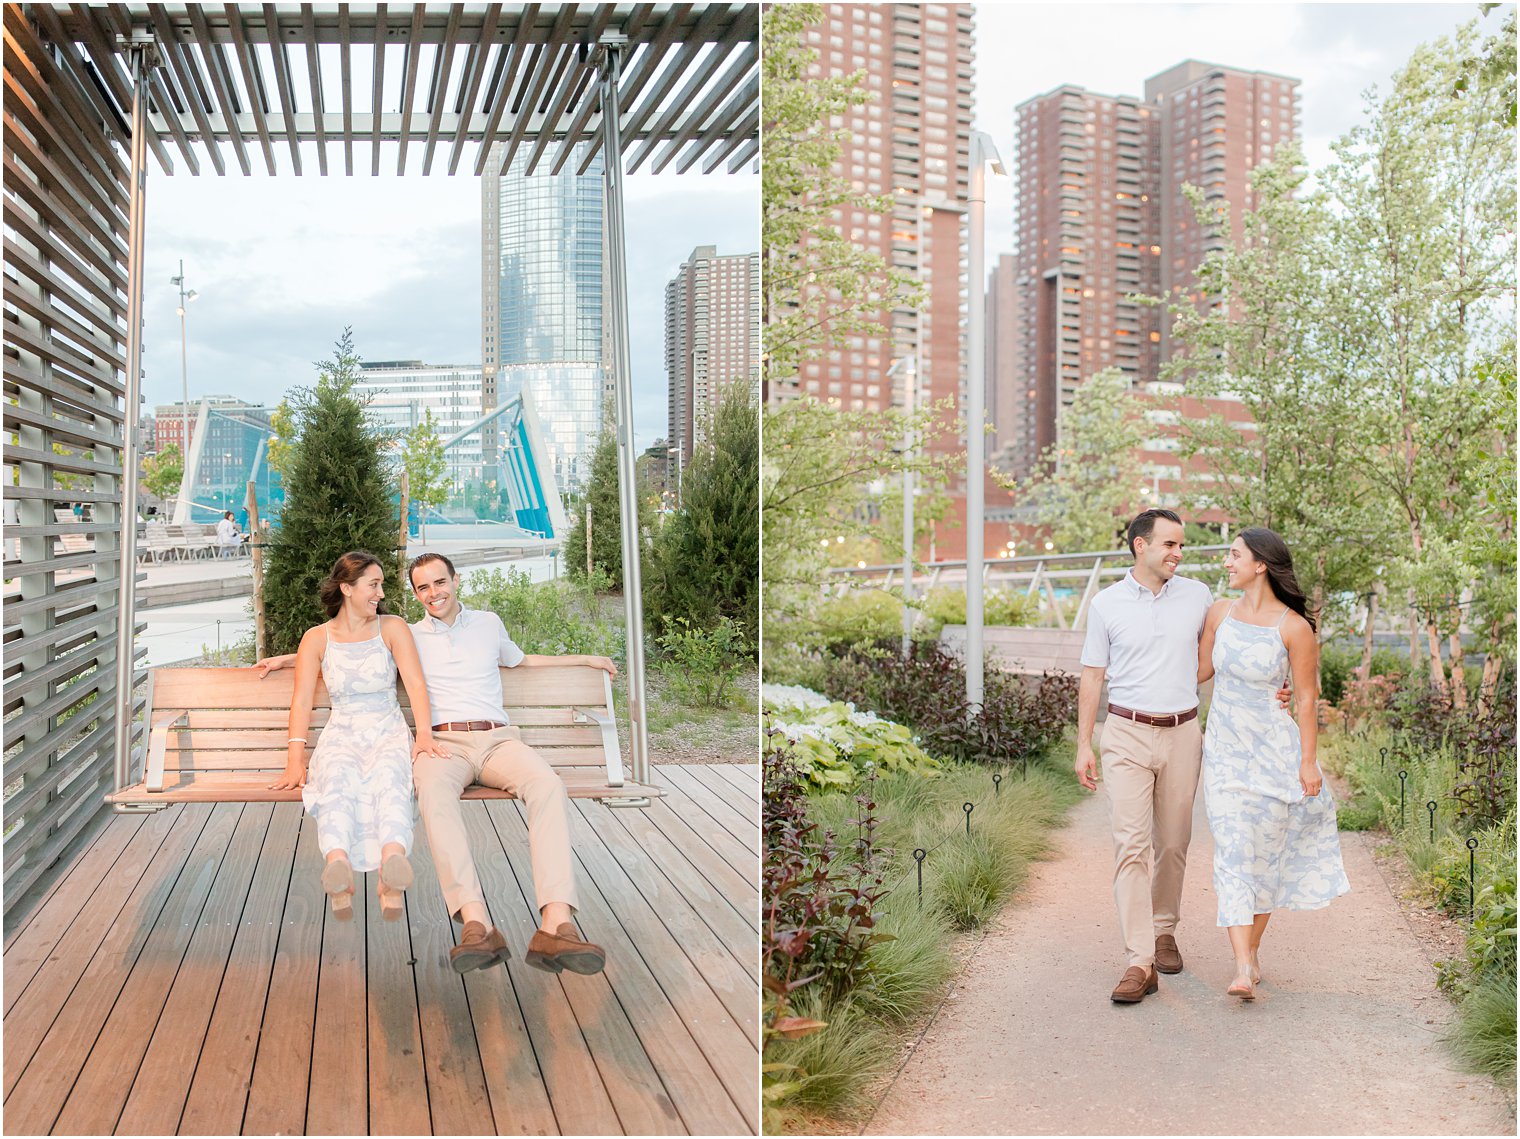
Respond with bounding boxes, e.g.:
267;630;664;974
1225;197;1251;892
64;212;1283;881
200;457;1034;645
3;3;144;912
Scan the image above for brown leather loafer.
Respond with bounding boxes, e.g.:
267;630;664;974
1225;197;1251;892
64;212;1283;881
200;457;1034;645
524;922;607;975
1110;965;1159;1003
449;921;508;973
1154;934;1183;974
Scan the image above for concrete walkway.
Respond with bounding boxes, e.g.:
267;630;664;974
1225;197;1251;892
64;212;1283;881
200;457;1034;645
864;765;1515;1136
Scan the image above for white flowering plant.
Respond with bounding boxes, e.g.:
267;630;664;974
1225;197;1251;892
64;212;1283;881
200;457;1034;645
763;687;941;790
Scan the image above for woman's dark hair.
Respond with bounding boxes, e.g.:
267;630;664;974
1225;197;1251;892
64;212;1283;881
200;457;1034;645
223;510;234;520
318;550;385;618
1238;527;1317;632
1126;508;1182;557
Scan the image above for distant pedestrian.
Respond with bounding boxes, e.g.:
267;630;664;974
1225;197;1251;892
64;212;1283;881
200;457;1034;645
215;510;241;558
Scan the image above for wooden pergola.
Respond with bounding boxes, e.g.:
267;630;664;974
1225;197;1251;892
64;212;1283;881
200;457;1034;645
2;3;758;907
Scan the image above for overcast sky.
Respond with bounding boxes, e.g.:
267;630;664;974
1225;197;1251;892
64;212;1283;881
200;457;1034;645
973;1;1511;256
141;154;758;449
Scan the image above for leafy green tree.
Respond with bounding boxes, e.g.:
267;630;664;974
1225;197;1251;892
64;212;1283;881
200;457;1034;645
262;329;401;653
1317;17;1515;701
141;443;183;504
563;432;648;588
647;385;759;645
761;2;921;389
266;400;296;479
1157;147;1395;628
402;409;448;541
1019;368;1149;554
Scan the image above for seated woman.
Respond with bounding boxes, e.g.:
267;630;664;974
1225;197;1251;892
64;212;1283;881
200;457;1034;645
270;551;449;920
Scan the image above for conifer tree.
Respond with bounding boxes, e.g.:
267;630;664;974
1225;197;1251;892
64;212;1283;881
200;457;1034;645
564;431;648;586
262;329;400;653
647;384;759;644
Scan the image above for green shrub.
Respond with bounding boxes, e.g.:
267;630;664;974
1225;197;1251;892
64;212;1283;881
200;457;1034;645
1446;978;1517;1083
646;385;759;645
763;702;941;790
764;992;891;1115
1319;642;1359;706
657;615;748;707
915;586;1040;639
461;567;622;659
563;432;649;586
811;590;902;650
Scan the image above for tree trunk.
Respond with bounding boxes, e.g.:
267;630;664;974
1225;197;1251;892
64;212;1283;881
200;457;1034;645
1405;589;1424;676
1424;618;1451;703
1447;629;1468;711
1357;583;1381;680
1476;616;1505;718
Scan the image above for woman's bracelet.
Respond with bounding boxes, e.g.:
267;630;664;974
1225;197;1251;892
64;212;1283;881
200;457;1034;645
287;737;307;745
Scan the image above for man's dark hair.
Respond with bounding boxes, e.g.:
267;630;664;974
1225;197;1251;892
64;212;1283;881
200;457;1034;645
1126;508;1183;557
407;551;457;589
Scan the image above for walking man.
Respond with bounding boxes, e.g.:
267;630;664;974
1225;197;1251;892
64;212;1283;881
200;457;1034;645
258;551;611;976
1075;509;1212;1003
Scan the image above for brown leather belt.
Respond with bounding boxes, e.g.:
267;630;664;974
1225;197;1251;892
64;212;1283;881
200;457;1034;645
432;720;508;732
1107;704;1198;728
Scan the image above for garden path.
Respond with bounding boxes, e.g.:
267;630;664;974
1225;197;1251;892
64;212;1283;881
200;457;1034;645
864;744;1515;1136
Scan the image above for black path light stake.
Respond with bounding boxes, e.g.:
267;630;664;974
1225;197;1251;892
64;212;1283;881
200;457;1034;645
992;771;1002;797
1427;800;1438;843
1380;746;1388;770
914;848;927;910
1398;770;1408;827
963;801;975;836
1467;836;1479;923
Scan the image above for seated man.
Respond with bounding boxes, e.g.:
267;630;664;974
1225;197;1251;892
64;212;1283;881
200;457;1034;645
257;551;613;975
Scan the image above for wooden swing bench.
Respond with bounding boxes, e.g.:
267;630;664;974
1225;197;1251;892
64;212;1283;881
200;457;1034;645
107;663;661;808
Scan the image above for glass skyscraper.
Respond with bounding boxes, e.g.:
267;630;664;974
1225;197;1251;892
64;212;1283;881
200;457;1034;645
481;139;607;490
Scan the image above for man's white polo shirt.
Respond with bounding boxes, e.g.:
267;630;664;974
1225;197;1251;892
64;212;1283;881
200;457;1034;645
410;605;526;724
1080;571;1213;715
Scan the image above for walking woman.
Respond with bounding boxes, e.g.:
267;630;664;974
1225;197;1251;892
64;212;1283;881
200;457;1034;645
1197;527;1350;999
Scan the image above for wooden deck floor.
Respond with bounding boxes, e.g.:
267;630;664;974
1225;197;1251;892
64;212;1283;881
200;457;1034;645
3;763;759;1136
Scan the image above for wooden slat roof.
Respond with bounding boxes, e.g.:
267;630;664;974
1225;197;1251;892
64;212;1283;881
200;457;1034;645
30;3;759;177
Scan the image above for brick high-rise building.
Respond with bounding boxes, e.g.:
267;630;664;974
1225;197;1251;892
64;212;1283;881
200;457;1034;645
771;3;974;430
770;4;982;558
665;245;760;466
1005;61;1299;495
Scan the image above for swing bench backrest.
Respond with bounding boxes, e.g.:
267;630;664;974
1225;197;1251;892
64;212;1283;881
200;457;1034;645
106;663;656;806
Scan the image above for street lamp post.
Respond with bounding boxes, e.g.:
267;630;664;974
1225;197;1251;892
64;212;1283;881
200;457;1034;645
966;130;1006;715
169;259;198;510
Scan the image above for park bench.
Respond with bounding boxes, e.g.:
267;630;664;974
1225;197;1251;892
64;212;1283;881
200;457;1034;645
168;523;216;559
107;663;660;807
139;522;182;563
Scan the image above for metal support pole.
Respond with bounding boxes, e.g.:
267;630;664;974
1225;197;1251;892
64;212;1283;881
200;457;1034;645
892;354;917;655
113;44;153;796
598;36;649;787
966;133;999;714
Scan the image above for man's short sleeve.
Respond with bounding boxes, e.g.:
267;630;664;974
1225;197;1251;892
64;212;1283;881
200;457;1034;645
1080;599;1110;669
494;614;526;668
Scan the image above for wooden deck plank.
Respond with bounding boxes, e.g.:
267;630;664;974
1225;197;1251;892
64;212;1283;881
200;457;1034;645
398;827;508;1137
706;762;759;793
241;813;327;1136
564;802;757;1133
597;797;760;964
2;805;213;1129
178;803;302;1134
365;866;431;1138
636;794;760;923
50;803;246;1135
113;803;275;1136
483;800;689;1136
585;784;758;985
2;763;757;1137
460;799;620;1136
683;763;759;821
4;808;159;1016
2;808;143;964
112;802;276;1131
652;766;759;853
306;881;369;1134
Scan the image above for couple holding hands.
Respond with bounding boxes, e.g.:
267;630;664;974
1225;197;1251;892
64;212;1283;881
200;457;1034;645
1076;509;1350;1003
261;549;613;976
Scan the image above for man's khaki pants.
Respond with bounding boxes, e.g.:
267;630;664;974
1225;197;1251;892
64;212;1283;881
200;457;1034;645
413;726;579;922
1099;714;1203;968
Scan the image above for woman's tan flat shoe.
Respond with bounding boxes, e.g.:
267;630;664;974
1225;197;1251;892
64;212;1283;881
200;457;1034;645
1227;977;1256;1000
